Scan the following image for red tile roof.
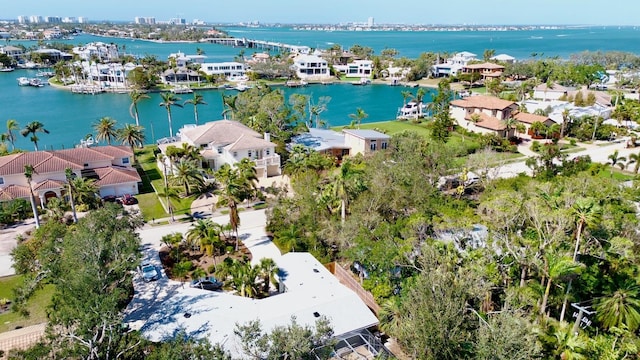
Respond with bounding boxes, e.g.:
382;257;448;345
463;62;505;70
451;95;515;111
514;112;550;124
53;148;114;163
94;166;141;186
95;145;134;158
33;179;66;191
0;184;31;200
465;113;507;131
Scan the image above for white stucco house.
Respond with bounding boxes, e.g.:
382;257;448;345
431;51;477;77
159;120;281;178
293;54;331;80
199;62;247;80
335;60;373;78
0;145;140;205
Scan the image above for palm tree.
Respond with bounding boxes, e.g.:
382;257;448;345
221;93;237;120
258;258;279;294
129;90;150;127
378;298;402;335
157;186;181;222
348;107;368;129
401;90;412;106
159;92;183;137
215;165;245;251
93;117;118;145
559;197;602;321
626;152;640;174
560;109;570;138
20;121;49;151
334;160;363;225
607;150;627;176
170;159;204;196
70;177;99;209
117;124;145;157
64;168;77;223
595;281;640;332
6;119;19;151
530;121;548;139
184;92;207;125
23;164;40;229
540;253;582;316
501;116;517;137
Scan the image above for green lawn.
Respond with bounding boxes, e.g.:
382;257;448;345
597;168;636;181
0;276;54;333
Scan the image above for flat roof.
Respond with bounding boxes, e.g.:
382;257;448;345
342;129;391;140
137;253;378;353
291;128;350;151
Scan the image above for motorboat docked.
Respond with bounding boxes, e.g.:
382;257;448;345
36;71;55;78
285;80;307;88
17;77;30;86
352;77;371;86
29;78;44;87
170;86;193;94
0;67;14;72
234;83;251;92
397;101;426;120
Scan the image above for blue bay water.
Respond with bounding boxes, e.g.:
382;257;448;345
2;26;640;149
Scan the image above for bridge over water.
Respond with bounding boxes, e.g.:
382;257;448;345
201;37;311;54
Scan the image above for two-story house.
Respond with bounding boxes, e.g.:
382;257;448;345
199;62;247;81
431;51;477;77
0;146;140;206
450;95;519;137
461;62;505;80
289;128;390;160
293;54;331;80
160;120;281;178
335;60;373;78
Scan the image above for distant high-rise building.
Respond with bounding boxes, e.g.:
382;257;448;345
135;17;156;25
77;17;88;24
17;16;28;24
169;17;186;25
367;17;374;27
45;16;62;23
62;17;76;23
29;15;43;24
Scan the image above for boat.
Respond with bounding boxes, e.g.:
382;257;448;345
234;83;250;92
397;101;426;120
285;80;307;88
352;77;371;86
0;67;14;73
17;77;30;86
36;71;55;78
29;78;44;87
170;86;193;94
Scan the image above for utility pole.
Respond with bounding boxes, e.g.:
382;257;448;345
571;303;595;334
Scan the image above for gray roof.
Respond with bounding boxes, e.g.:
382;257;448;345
342;129;391;140
290;128;350;152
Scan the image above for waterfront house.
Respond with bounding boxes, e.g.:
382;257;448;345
461;62;505;80
292;54;331;80
32;49;73;63
159;120;281;178
0;45;24;60
290;128;390;159
431;51;477;77
199;62;247;80
0;146;140;206
161;68;201;84
450;95;518;137
335;60;373;78
168;51;207;68
72;42;120;62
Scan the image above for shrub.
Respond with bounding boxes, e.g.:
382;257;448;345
569;138;577;146
531;140;541;152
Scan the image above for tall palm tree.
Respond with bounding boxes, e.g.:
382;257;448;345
20;121;49;151
64;168;77;223
334;160;363;225
559;197;602;321
170;159;204;196
626;152;640;174
184;92;207;125
6;119;19;151
215;165;244;251
595;281;640;332
348;107;368;129
129;90;150;127
501;116;517;137
23;164;40;229
93;117;118;145
540;253;582;316
159;92;183;137
157;186;180;222
221;93;237;120
117;124;145;158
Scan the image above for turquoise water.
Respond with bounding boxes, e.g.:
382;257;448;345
3;26;640;149
0;69;426;150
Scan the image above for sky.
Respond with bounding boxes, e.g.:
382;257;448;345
3;0;640;26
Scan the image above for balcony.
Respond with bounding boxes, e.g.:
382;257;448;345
254;154;281;167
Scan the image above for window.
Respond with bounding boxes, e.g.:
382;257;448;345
233;151;238;157
266;149;270;155
122;157;130;164
370;142;377;151
0;177;4;185
381;142;388;150
218;147;223;154
248;150;252;158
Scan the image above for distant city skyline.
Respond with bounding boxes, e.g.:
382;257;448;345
3;0;640;26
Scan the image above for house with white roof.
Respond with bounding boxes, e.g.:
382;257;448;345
199;62;247;81
168;51;207;67
490;54;516;63
133;252;382;357
159;120;281;178
431;51;477;77
72;42;120;62
293;54;331;80
0;146;140;205
335;59;373;78
0;46;24;60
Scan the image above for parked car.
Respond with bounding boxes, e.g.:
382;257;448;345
190;277;223;291
141;262;159;282
102;195;117;203
121;194;137;205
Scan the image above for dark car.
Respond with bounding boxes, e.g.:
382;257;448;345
121;194;137;205
141;262;159;282
102;195;117;203
190;277;223;291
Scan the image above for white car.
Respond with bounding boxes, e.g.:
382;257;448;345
141;262;159;282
